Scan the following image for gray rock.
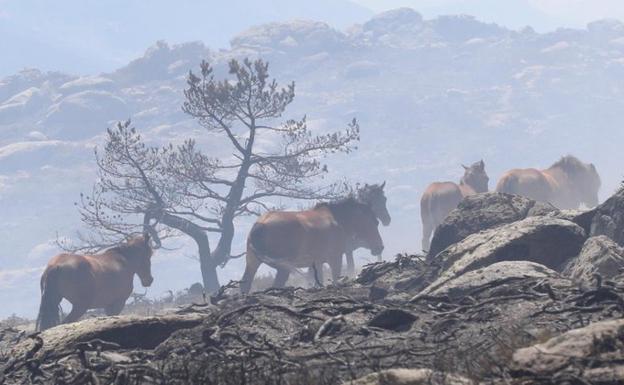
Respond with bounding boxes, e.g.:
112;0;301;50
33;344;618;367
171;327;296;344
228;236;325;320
563;235;624;286
428;261;560;300
42;91;129;140
546;208;596;235
428;193;558;258
344;368;474;385
511;318;624;382
421;216;586;296
590;189;624;247
9;313;204;358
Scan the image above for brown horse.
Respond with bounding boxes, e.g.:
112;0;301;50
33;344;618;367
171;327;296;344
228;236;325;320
343;182;391;276
420;160;489;251
240;197;384;294
36;234;154;331
496;155;601;209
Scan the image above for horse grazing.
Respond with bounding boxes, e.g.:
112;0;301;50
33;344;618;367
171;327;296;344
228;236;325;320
343;182;391;276
420;160;489;252
240;197;384;294
496;155;601;209
36;234;154;331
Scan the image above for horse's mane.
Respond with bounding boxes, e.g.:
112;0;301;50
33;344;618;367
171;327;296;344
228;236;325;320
314;196;360;211
314;197;371;225
106;237;150;259
356;184;382;203
550;155;587;173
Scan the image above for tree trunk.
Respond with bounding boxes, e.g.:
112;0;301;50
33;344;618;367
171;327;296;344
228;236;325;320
211;160;252;266
160;212;220;292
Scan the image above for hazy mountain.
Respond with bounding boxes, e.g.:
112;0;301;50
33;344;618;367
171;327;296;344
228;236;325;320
3;8;624;317
0;0;372;77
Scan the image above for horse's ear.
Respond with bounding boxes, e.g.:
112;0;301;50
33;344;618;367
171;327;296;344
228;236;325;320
461;164;468;170
380;181;386;190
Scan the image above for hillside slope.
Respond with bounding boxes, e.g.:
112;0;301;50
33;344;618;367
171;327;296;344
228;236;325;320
2;9;624;317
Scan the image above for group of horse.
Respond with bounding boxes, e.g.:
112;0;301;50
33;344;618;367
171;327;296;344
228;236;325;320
421;155;601;250
36;155;601;331
35;183;391;331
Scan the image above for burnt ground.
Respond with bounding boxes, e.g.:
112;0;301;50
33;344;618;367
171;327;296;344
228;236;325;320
1;255;624;384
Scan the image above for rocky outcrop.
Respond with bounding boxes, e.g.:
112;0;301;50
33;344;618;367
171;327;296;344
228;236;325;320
428;193;557;258
563;235;624;286
345;368;473;385
590;189;624;247
231;20;348;55
8;313;204;359
421;216;586;296
427;261;560;300
511;318;624;384
3;250;624;385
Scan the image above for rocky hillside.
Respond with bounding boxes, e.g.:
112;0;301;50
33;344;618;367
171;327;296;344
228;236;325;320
4;8;624;318
2;189;624;384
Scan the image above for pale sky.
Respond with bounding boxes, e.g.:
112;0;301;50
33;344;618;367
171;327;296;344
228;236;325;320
353;0;624;32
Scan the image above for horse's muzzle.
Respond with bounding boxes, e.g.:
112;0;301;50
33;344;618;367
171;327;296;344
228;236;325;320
141;276;154;287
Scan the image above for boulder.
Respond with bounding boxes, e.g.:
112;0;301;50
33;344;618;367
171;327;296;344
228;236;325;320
9;313;204;359
511;318;624;383
546;208;596;234
421;216;586;296
428;261;560;300
344;368;473;385
231;20;347;55
42;90;129;140
590;189;624;247
563;235;624;286
428;193;557;258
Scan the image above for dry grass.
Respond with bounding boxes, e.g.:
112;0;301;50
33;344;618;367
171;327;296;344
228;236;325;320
0;314;32;330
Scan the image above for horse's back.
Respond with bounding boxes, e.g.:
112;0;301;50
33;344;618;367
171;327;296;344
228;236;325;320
421;182;463;224
45;253;92;276
496;168;552;202
249;208;343;267
42;253;96;303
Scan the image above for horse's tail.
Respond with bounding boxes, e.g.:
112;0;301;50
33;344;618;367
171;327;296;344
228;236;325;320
36;266;62;331
420;191;432;228
496;174;519;195
248;223;268;259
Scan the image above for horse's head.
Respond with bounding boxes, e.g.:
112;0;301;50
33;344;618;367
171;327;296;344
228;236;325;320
350;203;385;258
357;181;391;226
460;160;489;193
126;233;154;287
555;156;601;207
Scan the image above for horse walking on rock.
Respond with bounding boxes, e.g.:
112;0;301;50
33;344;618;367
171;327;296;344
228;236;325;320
240;197;384;294
36;234;154;331
420;160;489;252
496;155;601;209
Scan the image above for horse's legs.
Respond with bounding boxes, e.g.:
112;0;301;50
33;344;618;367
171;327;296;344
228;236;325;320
310;262;324;287
105;299;126;316
273;268;290;288
329;256;342;283
345;250;355;278
241;249;262;294
63;302;88;324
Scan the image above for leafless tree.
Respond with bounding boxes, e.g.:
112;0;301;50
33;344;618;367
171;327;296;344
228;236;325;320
77;58;359;291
